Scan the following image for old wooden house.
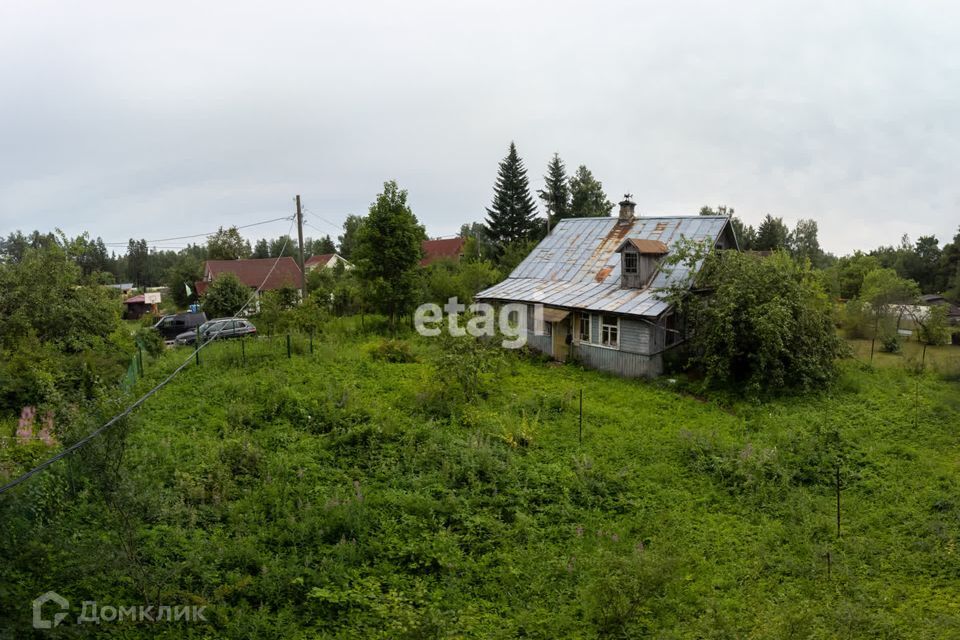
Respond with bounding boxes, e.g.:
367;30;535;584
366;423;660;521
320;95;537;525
475;198;739;377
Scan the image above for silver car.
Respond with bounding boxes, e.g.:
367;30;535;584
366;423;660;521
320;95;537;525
175;318;257;345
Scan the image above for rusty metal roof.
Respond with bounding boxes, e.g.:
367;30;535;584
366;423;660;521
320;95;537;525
616;238;669;254
476;215;731;318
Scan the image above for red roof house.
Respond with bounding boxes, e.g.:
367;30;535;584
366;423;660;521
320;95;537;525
196;257;303;296
420;237;466;266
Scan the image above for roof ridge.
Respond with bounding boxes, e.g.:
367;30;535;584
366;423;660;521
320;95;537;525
558;214;727;223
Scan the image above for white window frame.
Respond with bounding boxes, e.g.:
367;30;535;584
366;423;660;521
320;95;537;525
600;314;619;349
578;312;591;343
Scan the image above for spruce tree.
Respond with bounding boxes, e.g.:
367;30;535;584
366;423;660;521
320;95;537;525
755;214;790;251
484;142;539;249
537;153;570;228
569;165;613;218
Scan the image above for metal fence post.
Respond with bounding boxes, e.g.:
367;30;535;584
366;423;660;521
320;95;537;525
195;327;201;366
287;333;292;359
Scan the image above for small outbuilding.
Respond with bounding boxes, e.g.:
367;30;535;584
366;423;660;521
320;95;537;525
122;292;161;320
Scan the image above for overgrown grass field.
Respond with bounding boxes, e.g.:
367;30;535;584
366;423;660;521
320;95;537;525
846;337;960;378
3;328;960;638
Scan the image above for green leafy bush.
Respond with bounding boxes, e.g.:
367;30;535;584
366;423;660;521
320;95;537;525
841;299;873;339
134;326;165;358
663;248;846;396
202;272;249;319
369;339;417;363
880;334;902;353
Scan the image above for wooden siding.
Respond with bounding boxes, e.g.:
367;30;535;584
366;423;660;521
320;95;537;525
619;317;650;354
518;306;664;377
508;303;666;377
573;342;663;378
620;251;660;289
521;304;553;355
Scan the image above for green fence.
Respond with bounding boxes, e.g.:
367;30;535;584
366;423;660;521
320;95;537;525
121;332;321;391
182;332;319;368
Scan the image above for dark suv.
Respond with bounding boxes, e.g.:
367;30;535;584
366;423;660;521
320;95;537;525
154;312;207;340
175;318;257;346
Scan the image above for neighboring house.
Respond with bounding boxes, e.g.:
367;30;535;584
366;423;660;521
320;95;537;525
106;282;135;295
121;294;151;320
918;294;960;345
121;292;161;320
305;253;353;272
421;237;466;266
195;258;303;298
475;197;739;378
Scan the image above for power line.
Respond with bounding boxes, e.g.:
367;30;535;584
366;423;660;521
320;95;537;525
303;221;337;236
0;220;298;496
301;207;348;233
103;215;292;246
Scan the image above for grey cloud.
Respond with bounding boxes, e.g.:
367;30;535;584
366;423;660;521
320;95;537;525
1;0;958;253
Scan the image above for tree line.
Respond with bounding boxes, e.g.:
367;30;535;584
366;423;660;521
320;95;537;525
0;228;339;295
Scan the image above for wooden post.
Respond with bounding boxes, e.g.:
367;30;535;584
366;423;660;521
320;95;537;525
287;333;292;359
295;195;307;301
826;551;831;580
241;337;246;367
310;331;314;355
137;345;143;376
195;327;201;366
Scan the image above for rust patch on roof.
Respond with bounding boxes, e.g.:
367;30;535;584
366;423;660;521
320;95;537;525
620;238;669;255
595;266;614;282
589;219;634;261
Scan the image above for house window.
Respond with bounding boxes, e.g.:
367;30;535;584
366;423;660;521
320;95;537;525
601;314;619;348
624;251;638;274
544;321;553;337
579;312;591;343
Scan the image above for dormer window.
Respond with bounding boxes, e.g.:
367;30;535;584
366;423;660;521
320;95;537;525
615;238;669;289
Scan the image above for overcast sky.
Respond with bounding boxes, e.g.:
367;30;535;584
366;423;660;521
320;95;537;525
1;0;958;256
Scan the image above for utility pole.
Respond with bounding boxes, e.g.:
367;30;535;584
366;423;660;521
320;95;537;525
295;195;307;300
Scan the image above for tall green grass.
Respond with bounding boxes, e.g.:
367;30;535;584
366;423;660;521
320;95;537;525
1;330;959;638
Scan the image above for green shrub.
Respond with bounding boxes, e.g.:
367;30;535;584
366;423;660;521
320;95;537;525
581;549;679;636
369;339;417;363
219;440;264;477
134;326;165;358
661;249;845;397
880;334;902;353
841;299;872;339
